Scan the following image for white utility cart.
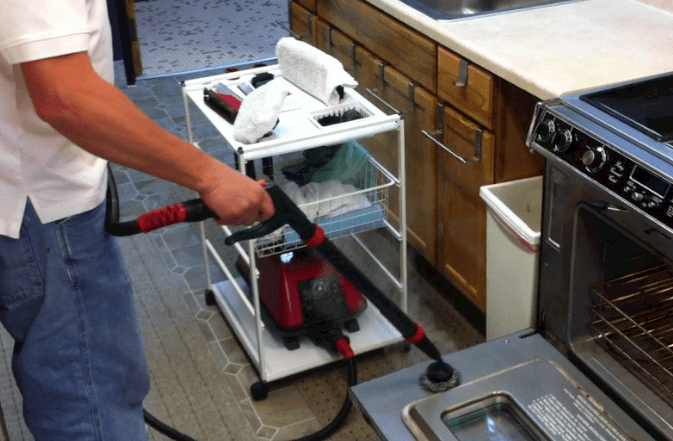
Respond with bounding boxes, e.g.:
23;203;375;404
180;64;408;399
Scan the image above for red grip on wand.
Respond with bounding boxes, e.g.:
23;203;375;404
137;204;188;232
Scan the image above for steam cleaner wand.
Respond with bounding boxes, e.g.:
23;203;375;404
107;173;459;393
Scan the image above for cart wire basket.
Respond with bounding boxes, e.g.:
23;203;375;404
250;145;395;257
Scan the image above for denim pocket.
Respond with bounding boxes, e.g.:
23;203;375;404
0;230;45;312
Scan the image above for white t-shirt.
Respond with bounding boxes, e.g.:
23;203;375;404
0;0;113;238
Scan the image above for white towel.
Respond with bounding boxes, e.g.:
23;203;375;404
233;78;290;144
276;37;358;106
264;180;372;242
280;180;371;220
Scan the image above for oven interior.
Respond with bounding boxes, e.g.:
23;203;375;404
566;203;673;424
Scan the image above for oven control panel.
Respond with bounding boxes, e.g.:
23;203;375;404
530;110;673;227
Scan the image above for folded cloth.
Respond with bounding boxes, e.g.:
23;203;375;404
264;179;373;242
276;37;358;106
233;78;290;144
280;180;371;220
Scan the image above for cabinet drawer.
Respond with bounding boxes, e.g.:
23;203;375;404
440;104;495;197
295;0;316;12
438;47;494;130
315;21;357;74
317;0;436;92
290;2;317;46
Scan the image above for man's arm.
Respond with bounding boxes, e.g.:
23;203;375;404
20;52;274;225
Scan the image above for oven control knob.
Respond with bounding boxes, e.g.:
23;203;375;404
582;146;607;173
631;191;644;202
536;119;556;143
553;129;573;152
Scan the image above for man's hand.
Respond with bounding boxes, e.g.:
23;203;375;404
199;165;275;225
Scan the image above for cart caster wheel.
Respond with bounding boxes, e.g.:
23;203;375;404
344;319;360;333
251;381;270;401
205;289;216;306
283;336;300;351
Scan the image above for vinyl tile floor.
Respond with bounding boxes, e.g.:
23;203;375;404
0;61;485;441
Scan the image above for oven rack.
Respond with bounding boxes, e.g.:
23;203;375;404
590;264;673;404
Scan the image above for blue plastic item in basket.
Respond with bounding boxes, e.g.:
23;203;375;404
283;203;385;247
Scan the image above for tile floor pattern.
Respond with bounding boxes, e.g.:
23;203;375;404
0;61;485;441
134;0;289;77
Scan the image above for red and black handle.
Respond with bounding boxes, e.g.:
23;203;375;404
104;166;215;237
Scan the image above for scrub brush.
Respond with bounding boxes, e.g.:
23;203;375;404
418;359;461;393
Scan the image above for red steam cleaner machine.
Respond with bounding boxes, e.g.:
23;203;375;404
235;247;367;351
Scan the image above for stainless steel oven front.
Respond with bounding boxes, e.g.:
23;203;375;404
350;72;673;441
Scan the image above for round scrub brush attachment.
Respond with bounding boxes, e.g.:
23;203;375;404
419;359;461;393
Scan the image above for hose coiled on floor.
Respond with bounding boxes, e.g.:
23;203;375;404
142;358;357;441
144;410;199;441
290;358;357;441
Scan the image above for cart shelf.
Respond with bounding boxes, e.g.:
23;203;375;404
211;277;403;382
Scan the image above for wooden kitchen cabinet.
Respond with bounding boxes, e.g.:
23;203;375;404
295;0;316;12
289;2;318;45
290;0;544;312
317;0;437;92
438;47;495;130
437;105;495;308
355;47;440;265
314;19;358;74
314;20;440;264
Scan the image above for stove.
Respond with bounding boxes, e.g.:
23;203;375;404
581;73;673;143
350;72;673;441
531;72;673;233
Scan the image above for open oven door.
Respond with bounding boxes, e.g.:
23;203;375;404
350;330;658;441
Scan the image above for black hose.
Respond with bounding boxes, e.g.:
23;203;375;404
289;358;357;441
105;165;357;440
143;410;199;441
141;359;356;441
105;164;143;236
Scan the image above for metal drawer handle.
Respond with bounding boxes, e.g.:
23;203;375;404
279;11;312;40
452;59;469;88
276;20;302;40
366;88;401;115
422;128;482;164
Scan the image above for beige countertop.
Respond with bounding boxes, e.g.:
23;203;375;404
363;0;673;99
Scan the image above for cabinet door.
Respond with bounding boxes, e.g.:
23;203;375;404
438;105;495;311
356;47;439;264
290;2;317;46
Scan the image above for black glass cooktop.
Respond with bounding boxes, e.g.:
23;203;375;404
581;73;673;143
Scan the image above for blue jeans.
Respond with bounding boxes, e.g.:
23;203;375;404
0;201;150;441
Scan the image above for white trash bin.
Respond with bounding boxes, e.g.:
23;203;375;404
479;176;543;341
